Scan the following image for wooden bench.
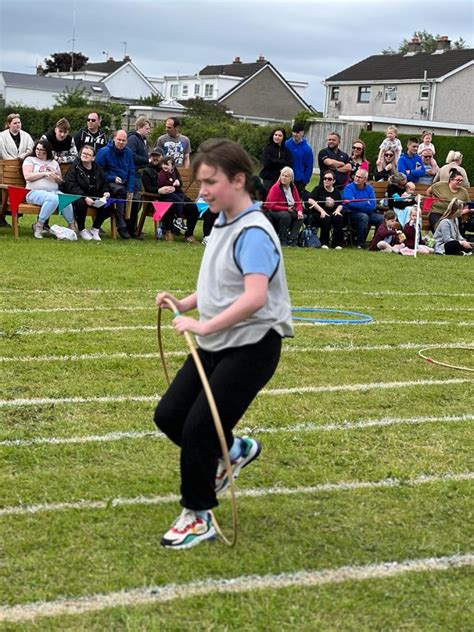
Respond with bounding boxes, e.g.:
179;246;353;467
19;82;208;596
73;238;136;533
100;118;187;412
0;159;117;238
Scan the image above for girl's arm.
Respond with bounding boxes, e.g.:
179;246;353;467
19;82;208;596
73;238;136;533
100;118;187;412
156;291;197;314
173;274;269;336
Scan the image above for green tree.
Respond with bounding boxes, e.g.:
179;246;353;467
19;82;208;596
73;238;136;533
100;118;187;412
136;94;163;106
183;98;233;122
42;51;89;73
382;31;467;55
54;86;91;108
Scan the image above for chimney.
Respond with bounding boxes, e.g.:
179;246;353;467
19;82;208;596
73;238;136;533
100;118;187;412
256;54;266;63
107;56;115;62
405;37;422;56
123;55;131;62
433;36;451;54
233;56;241;64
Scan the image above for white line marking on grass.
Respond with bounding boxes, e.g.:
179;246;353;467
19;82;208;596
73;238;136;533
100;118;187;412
2;414;472;448
0;378;472;409
0;472;472;517
2;342;472;365
0;553;472;624
295;289;474;299
295;320;473;327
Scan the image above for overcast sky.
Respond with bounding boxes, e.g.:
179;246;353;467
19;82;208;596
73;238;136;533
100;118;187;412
1;0;473;110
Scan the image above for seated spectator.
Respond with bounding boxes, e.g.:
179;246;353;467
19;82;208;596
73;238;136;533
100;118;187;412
318;131;350;190
259;127;293;195
387;173;411;210
417;130;436;156
41;117;78;164
346;139;369;184
62;144;110;241
392;181;417;228
374;148;398;181
306;170;343;249
343;168;383;248
433;198;472;255
376;125;403;169
264;166;303;247
418;148;439;185
0;113;33;160
426;169;470;233
397;138;426;183
403;208;434;255
74;112;108;153
157;156;186;235
368;210;406;253
433;151;470;187
22;139;75;239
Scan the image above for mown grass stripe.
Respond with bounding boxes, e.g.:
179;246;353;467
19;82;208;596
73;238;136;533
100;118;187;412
2;414;473;448
1;472;472;518
0;378;472;408
0;553;472;623
1;342;472;364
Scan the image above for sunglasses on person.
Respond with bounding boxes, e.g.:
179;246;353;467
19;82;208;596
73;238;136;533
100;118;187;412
352;145;363;150
323;177;334;181
384;153;394;157
87;118;98;122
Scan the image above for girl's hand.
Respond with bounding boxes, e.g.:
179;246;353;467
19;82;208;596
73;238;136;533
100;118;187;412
156;292;182;312
172;315;207;336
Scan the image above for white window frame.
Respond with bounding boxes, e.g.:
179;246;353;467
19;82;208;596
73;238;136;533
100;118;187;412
204;83;214;98
182;84;189;97
383;86;397;103
194;84;200;96
419;84;430;100
357;86;371;103
170;84;179;98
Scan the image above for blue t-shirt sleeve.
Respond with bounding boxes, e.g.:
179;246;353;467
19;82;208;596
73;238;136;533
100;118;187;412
234;227;280;277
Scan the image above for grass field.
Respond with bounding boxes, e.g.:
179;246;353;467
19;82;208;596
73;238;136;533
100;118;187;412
0;219;473;630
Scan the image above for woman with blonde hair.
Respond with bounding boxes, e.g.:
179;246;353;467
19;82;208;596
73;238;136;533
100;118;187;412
0;113;34;160
433;151;470;187
433;198;472;255
264;166;303;247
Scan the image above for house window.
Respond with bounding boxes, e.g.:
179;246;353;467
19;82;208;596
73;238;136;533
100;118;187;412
204;84;214;98
384;86;397;103
330;86;339;101
357;87;371;103
170;84;178;98
194;84;200;96
182;84;188;97
420;84;430;100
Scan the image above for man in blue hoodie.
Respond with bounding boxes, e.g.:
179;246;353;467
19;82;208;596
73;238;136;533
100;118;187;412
397;138;426;183
285;122;314;196
96;130;135;239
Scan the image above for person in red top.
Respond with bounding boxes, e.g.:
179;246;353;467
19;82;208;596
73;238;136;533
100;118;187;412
264;166;303;247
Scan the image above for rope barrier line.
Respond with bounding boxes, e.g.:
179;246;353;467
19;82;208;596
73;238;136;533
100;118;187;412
292;307;373;325
157;299;238;547
418;346;474;373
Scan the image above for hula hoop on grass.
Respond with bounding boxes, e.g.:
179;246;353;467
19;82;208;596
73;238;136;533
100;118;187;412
418;346;474;373
157;298;238;547
292;307;373;325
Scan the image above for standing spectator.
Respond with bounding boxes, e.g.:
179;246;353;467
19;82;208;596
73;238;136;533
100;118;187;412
96;130;135;239
418;148;439;185
0;113;33;160
346;139;369;184
433;199;472;256
375;125;403;168
426;169;470;233
417;130;436;156
62;144;110;241
433;151;470;187
343;168;383;248
154;117;191;168
306;170;344;249
127;116;152;238
41;118;78;164
317;131;350;190
374;149;398;181
22;139;75;239
264;167;303;247
259;127;293;195
74;112;108;153
285;122;313;195
397;138;426;183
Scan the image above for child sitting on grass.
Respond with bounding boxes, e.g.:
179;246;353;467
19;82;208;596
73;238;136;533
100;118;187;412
368;210;406;253
402;208;434;255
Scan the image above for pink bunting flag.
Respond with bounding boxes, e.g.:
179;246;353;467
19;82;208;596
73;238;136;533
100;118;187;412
57;193;81;215
152;201;172;221
7;186;28;217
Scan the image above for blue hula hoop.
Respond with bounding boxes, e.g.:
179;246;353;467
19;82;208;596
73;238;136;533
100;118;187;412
291;307;373;325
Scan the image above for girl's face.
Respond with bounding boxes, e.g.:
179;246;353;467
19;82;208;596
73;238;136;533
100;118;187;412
387;129;396;140
273;130;284;144
162;163;173;172
410;210;417;222
422;134;432;143
197;163;244;214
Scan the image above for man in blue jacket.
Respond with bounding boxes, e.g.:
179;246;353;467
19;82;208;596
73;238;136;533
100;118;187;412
285;122;313;195
127;116;151;239
96;130;135;239
397;138;426;183
343;168;384;248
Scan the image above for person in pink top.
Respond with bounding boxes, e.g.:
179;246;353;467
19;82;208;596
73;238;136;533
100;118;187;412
346;139;369;184
264;166;303;247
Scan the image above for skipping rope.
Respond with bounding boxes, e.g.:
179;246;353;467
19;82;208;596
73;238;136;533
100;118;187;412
418;346;474;373
157;298;238;547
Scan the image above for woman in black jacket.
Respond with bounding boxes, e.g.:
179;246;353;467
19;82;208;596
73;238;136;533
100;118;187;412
62;144;110;240
259;128;293;195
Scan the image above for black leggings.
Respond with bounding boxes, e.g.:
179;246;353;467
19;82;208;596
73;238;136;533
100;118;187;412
154;329;282;510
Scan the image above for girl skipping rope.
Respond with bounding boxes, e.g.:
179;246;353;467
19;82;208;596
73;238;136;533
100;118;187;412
154;139;294;549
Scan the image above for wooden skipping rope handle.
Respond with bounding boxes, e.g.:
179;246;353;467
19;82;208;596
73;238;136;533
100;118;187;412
157;298;238;547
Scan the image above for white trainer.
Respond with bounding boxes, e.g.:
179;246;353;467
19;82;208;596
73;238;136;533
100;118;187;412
89;228;101;241
79;229;92;241
33;223;43;239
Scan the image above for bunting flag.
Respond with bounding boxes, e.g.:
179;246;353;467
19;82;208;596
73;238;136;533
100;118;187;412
152;201;172;221
422;197;436;213
57;193;81;215
105;197;121;207
7;186;28;217
196;197;209;217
